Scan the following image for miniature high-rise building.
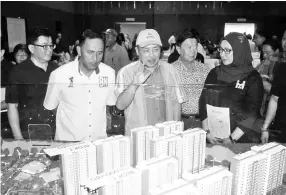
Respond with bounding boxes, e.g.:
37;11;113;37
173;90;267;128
155;121;184;136
81;167;141;195
183;165;233;195
251;142;286;195
176;128;206;174
136;156;179;195
130;126;160;166
149;179;200;195
230;150;271;195
150;134;183;175
60;142;98;195
94;135;130;174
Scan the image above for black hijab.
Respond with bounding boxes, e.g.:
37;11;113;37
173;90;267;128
216;32;254;83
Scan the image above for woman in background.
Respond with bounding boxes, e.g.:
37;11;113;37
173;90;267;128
255;39;280;116
12;44;29;65
200;32;263;144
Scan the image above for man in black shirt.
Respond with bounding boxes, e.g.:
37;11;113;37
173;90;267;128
5;27;58;139
261;62;286;143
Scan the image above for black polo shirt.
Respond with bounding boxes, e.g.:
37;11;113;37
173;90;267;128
271;62;286;134
5;58;58;138
1;58;14;87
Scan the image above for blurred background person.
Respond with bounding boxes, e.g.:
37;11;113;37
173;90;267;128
255;39;280;116
12;43;29;65
103;28;129;75
261;61;286;143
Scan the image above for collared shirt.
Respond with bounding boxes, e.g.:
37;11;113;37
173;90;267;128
172;59;210;115
5;58;58;135
104;43;130;75
44;57;116;141
115;60;187;136
145;66;166;125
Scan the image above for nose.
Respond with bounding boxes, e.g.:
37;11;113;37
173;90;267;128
219;51;225;58
148;50;155;58
92;53;98;61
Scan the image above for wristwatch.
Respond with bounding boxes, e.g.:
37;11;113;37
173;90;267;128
229;135;237;144
261;126;269;132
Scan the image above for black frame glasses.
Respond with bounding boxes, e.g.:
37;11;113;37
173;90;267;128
217;47;232;54
32;44;55;50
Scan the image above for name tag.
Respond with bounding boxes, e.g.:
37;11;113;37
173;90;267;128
235;80;245;90
99;77;108;87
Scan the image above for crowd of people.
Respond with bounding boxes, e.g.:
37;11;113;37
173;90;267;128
1;26;286;145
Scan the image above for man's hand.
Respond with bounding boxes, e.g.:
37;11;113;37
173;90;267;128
206;133;220;144
222;137;233;145
132;70;152;85
261;131;269;144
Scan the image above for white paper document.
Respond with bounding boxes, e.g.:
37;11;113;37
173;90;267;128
206;104;231;139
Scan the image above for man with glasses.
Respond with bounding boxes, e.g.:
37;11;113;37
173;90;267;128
103;28;129;76
5;27;58;139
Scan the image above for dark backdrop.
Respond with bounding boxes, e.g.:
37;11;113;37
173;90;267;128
1;1;286;49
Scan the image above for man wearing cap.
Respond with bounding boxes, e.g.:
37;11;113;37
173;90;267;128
104;29;130;75
115;29;187;136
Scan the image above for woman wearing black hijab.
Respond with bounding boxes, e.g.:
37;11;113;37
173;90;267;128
199;32;263;144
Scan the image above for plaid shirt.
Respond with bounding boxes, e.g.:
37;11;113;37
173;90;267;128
115;60;187;135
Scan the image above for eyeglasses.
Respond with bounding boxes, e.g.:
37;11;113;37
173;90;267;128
217;47;232;54
33;44;55;50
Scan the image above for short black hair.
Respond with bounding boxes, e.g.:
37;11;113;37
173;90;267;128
262;39;280;51
27;27;52;45
13;43;29;56
255;28;268;39
79;29;103;46
176;29;198;47
246;34;252;40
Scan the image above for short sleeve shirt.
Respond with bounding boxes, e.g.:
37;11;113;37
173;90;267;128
5;58;58;132
104;43;130;75
44;58;116;141
172;59;210;115
115;60;187;135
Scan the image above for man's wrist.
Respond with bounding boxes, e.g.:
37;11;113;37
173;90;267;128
14;135;23;139
261;125;269;132
129;84;139;93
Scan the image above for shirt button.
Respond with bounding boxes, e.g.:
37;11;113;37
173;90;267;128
89;113;91;116
89;102;91;104
89;125;91;127
89;90;91;92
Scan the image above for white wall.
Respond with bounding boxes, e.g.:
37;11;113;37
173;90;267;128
119;23;146;42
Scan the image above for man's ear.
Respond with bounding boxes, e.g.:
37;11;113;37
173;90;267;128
176;46;181;55
28;45;34;54
76;45;81;56
135;46;139;56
